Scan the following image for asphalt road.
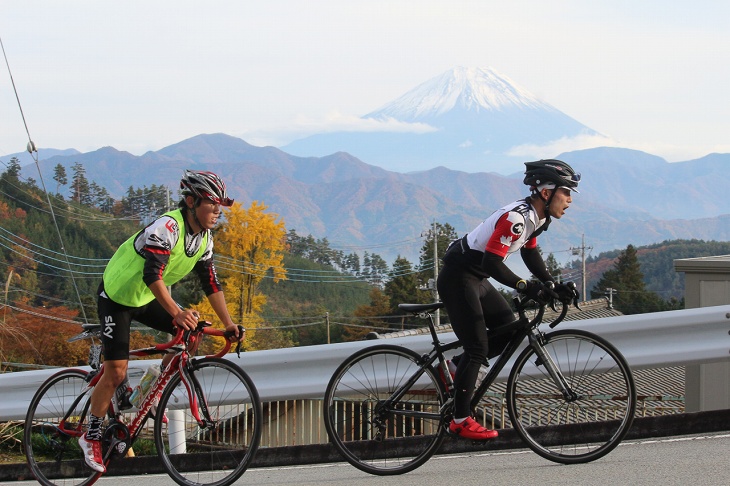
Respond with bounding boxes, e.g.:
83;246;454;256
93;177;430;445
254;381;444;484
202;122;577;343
7;432;729;486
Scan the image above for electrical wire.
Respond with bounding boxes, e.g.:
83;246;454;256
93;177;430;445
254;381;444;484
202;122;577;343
1;35;90;322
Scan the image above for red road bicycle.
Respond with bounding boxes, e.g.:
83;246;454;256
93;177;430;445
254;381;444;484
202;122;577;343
24;321;262;486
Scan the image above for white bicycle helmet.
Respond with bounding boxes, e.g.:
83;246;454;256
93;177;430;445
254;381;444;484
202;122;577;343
180;170;234;206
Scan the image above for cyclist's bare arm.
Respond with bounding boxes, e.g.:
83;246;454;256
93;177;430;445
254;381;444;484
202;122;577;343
207;290;244;341
148;280;199;330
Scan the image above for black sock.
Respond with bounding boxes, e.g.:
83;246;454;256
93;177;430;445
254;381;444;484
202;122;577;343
86;414;104;441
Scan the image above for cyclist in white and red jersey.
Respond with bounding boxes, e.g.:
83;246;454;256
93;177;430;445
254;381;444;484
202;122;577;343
79;170;242;473
437;159;581;440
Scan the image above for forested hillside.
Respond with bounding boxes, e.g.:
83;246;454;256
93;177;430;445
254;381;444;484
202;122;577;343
0;159;165;367
570;239;730;301
4;157;730;365
0;158;142;316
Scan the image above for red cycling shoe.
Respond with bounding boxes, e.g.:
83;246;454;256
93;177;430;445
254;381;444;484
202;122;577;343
449;417;498;440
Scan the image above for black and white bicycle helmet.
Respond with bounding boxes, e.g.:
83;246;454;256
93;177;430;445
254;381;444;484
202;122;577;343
523;159;580;193
180;170;234;207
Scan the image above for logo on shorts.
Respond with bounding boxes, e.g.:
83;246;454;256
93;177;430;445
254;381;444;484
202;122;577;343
103;315;116;339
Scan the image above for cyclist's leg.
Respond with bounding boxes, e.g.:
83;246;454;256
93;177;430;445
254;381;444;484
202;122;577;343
131;300;177;418
79;285;133;472
134;298;176;363
479;280;517;359
93;287;133;421
437;267;490;419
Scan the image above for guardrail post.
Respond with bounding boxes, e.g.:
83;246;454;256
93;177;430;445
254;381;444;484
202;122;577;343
168;410;186;454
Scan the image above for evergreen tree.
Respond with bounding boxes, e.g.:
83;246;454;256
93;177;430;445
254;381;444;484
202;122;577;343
418;221;458;289
590;244;666;314
384;256;429;314
3;157;21;181
53;163;67;195
545;252;562;281
70;162;91;205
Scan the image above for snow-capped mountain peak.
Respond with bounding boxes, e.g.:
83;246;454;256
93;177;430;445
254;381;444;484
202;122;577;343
282;66;596;173
366;66;552;121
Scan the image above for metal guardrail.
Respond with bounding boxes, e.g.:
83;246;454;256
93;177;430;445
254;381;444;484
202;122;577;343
2;305;729;440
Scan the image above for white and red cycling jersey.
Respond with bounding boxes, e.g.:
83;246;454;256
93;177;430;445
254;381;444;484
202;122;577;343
443;198;550;283
132;211;221;295
465;198;547;260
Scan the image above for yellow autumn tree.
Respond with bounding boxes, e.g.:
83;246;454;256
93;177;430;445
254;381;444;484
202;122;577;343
194;201;288;351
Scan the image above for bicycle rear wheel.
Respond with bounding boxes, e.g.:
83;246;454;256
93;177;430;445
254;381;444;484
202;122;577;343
506;329;636;464
24;369;101;486
154;357;262;486
323;344;447;475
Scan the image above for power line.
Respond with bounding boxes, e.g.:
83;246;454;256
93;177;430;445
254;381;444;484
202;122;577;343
2;35;90;323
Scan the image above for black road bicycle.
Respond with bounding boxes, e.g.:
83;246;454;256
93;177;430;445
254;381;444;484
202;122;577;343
323;285;636;475
24;322;262;486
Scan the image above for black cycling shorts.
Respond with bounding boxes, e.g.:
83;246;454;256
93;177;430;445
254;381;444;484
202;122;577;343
97;282;176;361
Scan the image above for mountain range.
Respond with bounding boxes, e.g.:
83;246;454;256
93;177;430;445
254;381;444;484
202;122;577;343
3;66;730;265
5;134;730;265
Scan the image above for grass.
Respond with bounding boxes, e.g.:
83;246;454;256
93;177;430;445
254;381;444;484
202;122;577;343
0;422;23;464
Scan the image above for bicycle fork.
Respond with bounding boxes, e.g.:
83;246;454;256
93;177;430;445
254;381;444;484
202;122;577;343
528;329;579;402
177;359;216;428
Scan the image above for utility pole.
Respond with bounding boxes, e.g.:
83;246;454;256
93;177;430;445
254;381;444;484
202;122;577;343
432;221;440;326
605;288;616;309
420;221;440;325
570;234;592;301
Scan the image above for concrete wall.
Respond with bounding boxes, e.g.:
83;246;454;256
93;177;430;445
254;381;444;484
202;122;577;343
675;255;730;412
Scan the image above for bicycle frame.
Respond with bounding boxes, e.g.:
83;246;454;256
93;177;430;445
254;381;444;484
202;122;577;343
62;322;240;451
396;298;574;421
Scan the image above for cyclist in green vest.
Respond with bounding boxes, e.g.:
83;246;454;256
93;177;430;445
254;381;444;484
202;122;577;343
79;170;242;473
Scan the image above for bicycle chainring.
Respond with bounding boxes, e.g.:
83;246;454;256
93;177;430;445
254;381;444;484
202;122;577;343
103;421;131;459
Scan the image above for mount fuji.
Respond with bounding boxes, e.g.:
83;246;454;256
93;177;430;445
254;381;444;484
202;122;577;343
281;67;601;174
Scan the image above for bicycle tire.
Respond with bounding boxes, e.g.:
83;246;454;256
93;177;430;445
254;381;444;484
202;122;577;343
323;344;448;475
506;329;636;464
24;368;102;486
154;357;262;486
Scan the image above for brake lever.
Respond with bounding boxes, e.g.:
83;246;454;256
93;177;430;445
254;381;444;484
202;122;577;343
550;299;560;312
231;325;245;358
572;291;582;310
566;282;582;310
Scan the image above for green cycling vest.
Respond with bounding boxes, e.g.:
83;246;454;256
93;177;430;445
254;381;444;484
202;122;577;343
103;209;209;307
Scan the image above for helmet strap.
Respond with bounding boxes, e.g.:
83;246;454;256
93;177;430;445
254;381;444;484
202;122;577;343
529;187;555;233
184;196;206;234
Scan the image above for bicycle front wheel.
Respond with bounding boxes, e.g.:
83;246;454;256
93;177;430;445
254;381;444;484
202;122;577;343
24;368;101;486
506;329;636;464
323;344;447;475
154;357;262;486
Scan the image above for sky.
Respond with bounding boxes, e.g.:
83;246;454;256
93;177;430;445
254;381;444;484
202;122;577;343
2;1;729;169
